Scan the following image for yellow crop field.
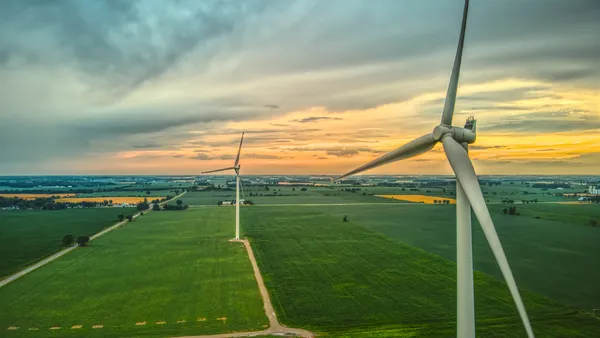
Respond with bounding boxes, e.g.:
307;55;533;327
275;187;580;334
0;193;75;200
376;194;456;204
55;197;163;204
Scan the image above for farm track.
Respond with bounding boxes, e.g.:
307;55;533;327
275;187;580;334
177;239;315;338
0;191;187;288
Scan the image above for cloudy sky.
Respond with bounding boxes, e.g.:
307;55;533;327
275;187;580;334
1;0;599;175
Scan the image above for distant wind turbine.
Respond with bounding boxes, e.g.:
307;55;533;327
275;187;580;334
333;1;534;337
202;132;245;240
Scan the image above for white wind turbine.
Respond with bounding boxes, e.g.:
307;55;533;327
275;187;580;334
201;132;245;240
333;1;534;337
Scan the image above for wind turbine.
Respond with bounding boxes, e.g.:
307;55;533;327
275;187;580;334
201;132;245;241
333;1;534;337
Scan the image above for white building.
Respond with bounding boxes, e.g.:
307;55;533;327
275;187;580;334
589;186;600;195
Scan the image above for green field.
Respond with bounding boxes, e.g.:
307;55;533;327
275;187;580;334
0;208;135;278
317;203;600;310
243;206;600;337
0;208;267;337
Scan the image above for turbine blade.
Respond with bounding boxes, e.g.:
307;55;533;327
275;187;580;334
201;167;235;174
440;0;469;126
234;132;245;167
334;133;437;181
442;136;535;338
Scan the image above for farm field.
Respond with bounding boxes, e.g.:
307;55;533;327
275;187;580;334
78;190;176;197
55;197;163;204
0;208;134;278
0;208;267;337
184;189;405;206
376;194;456;204
243;206;600;337
318;203;600;311
0;193;74;199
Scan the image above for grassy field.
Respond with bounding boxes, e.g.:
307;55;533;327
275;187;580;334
0;208;267;337
0;208;134;278
312;203;600;311
0;193;75;199
243;206;600;337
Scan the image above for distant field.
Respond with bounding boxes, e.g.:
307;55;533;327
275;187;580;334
0;208;267;337
78;190;174;197
0;208;134;277
55;197;163;204
0;193;74;199
243;206;600;337
185;188;404;205
376;194;456;204
318;203;600;311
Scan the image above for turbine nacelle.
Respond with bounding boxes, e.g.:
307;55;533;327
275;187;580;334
433;125;476;144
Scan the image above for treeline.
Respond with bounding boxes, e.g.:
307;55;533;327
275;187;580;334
531;183;570;189
1;196;149;211
0;197;70;210
152;199;188;211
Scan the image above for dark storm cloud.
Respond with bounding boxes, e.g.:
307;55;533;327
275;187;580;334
0;0;271;91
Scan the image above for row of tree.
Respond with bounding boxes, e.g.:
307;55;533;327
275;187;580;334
433;200;451;204
502;206;520;216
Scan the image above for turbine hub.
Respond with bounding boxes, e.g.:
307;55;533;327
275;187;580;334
433;124;476;144
433;125;452;141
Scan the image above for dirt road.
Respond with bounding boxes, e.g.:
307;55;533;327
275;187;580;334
177;239;314;338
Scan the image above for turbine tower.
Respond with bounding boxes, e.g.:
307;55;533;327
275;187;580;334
333;1;534;337
201;132;245;240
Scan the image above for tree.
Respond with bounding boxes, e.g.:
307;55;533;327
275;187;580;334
591;220;598;227
127;215;133;222
118;214;125;222
176;199;183;206
300;187;307;192
292;188;295;191
62;234;74;246
265;185;270;191
77;235;90;246
152;203;161;211
137;200;149;211
503;208;507;215
434;200;438;204
343;215;349;222
146;190;151;195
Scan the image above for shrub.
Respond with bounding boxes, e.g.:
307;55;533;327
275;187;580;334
62;234;74;246
77;235;90;246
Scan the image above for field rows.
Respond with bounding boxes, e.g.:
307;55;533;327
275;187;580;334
243;206;600;337
0;209;268;337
